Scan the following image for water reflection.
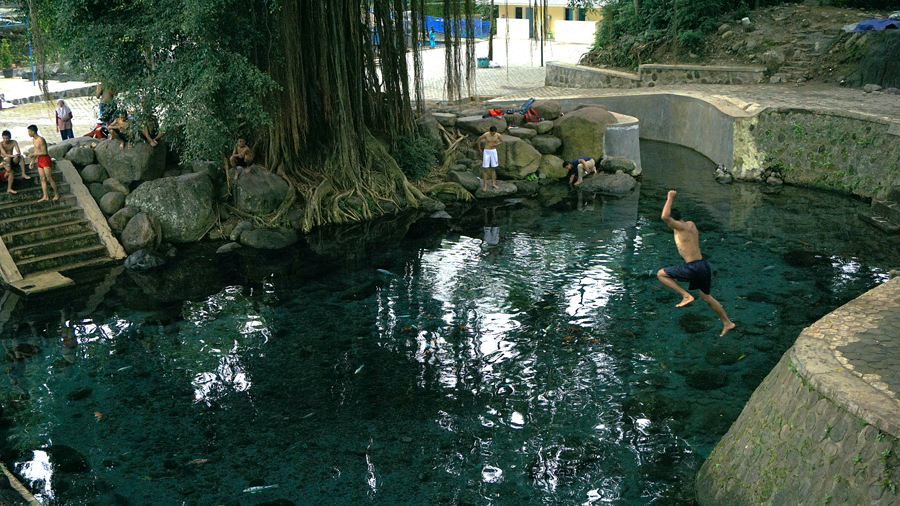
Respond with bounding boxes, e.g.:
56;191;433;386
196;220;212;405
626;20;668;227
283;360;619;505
0;141;897;505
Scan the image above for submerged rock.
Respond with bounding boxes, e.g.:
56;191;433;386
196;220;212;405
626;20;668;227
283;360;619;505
216;242;242;254
45;445;89;473
124;249;166;271
679;312;714;334
239;227;298;250
65;387;93;401
783;249;829;268
686;368;728;390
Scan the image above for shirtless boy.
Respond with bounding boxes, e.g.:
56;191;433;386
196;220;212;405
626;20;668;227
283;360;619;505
657;190;735;336
230;138;253;179
27;125;59;202
0;130;29;180
477;126;502;191
108;112;132;149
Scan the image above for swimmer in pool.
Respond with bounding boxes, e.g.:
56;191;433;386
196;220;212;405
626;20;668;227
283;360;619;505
657;190;735;337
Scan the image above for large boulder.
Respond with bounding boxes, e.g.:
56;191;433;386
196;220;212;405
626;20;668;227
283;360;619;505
456;116;507;136
65;146;95;166
99;192;126;215
447;170;481;193
125;172;216;242
432;112;457;128
524;120;554;134
539;154;566;179
531;135;562;154
553;106;618;162
600;156;638;176
496;134;541;179
80;164;107;183
239;226;299;250
505;113;525;127
94;139;166;184
578;171;636;195
48;137;98;159
531;99;561;120
107;206;136;233
475;180;517;198
416;113;443;152
121;212;161;254
507;127;537;141
103;177;129;195
232;167;290;215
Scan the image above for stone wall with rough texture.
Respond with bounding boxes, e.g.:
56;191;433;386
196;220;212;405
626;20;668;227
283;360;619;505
697;278;900;505
739;108;900;199
696;353;900;506
545;63;765;89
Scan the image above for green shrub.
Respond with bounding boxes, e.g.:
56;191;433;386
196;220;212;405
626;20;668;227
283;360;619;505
0;40;12;69
678;30;705;53
391;136;437;181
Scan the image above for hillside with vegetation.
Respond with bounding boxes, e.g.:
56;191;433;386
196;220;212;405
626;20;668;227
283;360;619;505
580;0;900;88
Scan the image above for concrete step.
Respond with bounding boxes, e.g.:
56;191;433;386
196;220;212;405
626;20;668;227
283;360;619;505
0;207;86;235
22;168;65;183
8;231;101;262
873;200;900;224
0;182;72;205
56;257;118;276
1;219;94;247
16;244;110;277
858;212;900;235
0;195;77;219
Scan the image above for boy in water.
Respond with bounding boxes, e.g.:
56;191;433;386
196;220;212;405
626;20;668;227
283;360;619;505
477;126;502;191
657;190;735;336
0;130;28;180
27;125;59;202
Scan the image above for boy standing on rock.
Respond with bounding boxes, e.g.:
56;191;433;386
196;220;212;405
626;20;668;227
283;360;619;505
27;125;59;202
477;126;502;191
657;190;735;337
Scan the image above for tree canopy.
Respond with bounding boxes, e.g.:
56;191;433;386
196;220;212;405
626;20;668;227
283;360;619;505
40;0;493;229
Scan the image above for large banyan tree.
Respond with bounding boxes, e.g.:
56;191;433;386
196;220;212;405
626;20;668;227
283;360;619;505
49;0;481;230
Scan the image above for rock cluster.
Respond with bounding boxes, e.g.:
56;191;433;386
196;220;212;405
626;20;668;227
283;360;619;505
425;99;641;200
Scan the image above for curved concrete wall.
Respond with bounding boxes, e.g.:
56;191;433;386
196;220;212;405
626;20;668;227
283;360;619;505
604;113;642;175
697;278;900;506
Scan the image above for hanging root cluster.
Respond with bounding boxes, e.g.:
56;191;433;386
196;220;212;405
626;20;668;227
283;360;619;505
283;133;425;233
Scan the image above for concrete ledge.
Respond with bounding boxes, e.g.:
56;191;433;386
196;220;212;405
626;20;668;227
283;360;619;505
56;159;127;261
546;62;767;90
7;85;95;105
10;271;75;296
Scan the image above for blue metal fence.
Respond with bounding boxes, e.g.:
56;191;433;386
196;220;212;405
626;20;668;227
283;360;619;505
424;15;491;38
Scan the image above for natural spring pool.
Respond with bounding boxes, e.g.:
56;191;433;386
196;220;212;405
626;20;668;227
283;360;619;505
1;140;899;506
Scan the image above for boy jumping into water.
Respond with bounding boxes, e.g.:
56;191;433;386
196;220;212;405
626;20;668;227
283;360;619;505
657;190;735;336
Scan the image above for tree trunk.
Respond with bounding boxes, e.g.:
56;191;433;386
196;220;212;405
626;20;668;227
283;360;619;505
488;0;495;60
633;0;641;16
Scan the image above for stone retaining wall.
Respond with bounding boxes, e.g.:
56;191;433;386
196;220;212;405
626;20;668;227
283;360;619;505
546;62;766;89
734;109;900;199
697;278;900;505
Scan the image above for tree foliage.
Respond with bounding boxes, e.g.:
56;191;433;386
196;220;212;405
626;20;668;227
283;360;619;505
51;0;277;161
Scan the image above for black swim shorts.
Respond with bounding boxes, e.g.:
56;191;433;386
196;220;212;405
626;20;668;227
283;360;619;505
664;258;712;294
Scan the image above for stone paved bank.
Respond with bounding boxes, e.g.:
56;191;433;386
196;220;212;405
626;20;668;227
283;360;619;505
696;277;900;505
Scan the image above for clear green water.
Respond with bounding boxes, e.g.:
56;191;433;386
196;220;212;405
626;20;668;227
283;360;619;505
1;141;899;506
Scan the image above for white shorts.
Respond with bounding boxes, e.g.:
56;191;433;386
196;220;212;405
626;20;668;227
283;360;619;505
482;149;498;168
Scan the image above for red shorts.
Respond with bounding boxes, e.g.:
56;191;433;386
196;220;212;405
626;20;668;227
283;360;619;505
37;155;52;168
0;170;8;182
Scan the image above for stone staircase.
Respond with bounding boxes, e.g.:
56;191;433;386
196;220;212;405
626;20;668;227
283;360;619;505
0;161;125;294
859;186;900;235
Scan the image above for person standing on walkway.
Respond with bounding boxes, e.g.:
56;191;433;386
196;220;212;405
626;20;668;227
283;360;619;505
429;27;436;49
657;190;735;337
477;126;502;191
27;125;59;202
0;130;28;181
55;100;74;140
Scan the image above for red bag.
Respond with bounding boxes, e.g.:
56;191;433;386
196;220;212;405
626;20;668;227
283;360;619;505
525;108;540;123
488;108;503;117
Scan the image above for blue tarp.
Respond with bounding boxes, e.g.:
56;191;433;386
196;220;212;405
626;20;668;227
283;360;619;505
853;19;900;32
424;15;491;38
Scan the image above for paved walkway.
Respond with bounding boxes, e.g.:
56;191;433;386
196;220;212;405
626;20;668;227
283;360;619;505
492;82;900;123
793;276;900;437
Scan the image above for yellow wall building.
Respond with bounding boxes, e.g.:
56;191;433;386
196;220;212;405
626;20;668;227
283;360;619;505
495;1;601;43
